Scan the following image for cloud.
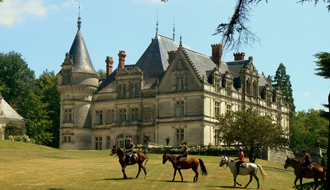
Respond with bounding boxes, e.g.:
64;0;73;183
0;0;57;27
302;91;311;98
61;0;79;9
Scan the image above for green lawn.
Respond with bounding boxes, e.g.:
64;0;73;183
0;140;314;190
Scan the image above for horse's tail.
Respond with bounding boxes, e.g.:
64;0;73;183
199;159;208;176
323;167;327;179
257;164;267;181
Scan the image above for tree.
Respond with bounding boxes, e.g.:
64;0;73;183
273;63;295;114
313;51;330;189
97;69;106;79
215;107;288;163
34;70;60;148
21;92;53;146
290;109;328;149
0;51;35;113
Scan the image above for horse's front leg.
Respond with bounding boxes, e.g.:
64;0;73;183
178;169;183;182
233;173;242;187
135;164;141;179
172;169;177;181
122;165;128;179
294;176;299;186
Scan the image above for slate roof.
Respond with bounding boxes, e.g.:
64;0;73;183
97;34;178;93
0;97;27;122
226;60;250;79
68;28;97;74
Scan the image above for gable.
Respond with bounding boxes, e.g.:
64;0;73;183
158;48;203;93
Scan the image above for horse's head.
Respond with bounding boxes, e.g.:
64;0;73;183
110;145;118;156
162;154;168;164
219;156;229;167
284;156;291;169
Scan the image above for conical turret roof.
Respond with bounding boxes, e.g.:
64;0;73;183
68;18;97;74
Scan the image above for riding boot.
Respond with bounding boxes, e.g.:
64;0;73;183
301;167;305;177
128;156;131;164
236;167;239;175
177;161;181;169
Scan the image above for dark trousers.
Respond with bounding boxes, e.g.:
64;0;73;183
126;152;132;163
301;161;311;176
236;161;244;175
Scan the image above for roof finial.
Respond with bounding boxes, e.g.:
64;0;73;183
77;1;81;30
173;15;175;41
155;9;159;37
180;36;182;47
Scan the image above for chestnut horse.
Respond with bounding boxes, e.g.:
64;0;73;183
284;156;327;189
110;145;148;179
162;154;208;182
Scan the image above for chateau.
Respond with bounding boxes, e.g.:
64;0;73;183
57;18;289;150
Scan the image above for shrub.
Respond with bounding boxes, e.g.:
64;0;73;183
5;124;22;139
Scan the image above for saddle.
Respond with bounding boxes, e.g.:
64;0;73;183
306;162;317;171
238;163;247;168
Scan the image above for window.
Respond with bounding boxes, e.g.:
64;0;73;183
64;108;73;122
131;108;139;121
119;84;127;98
215;78;220;92
176;101;184;117
215;131;220;146
215;101;220;116
144;107;151;121
277;98;281;109
119;109;126;121
246;79;251;95
267;94;272;107
64;136;72;143
226;104;231;114
106;109;115;123
131;83;139;98
96;110;103;124
107;136;111;149
62;69;71;84
176;129;184;146
226;82;232;96
177;75;184;91
95;137;102;150
253;81;257;96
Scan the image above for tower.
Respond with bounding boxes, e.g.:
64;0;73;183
57;16;99;150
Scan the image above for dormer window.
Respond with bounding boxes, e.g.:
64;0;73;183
177;75;184;91
63;69;72;84
119;84;127;98
215;78;220;92
131;83;139;98
226;82;232;96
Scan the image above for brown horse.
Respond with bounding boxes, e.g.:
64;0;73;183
162;154;208;182
110;145;148;179
284;156;327;189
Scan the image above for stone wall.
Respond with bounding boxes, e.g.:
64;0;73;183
265;149;294;164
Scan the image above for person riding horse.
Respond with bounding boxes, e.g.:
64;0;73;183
125;138;134;164
176;143;189;169
235;146;245;175
301;149;312;177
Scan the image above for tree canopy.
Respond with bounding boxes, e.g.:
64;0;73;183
314;52;330;79
0;51;35;113
215;107;288;163
273;63;295;114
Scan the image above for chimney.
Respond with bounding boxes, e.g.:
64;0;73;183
118;51;126;69
105;56;114;77
233;52;245;61
211;44;223;68
167;51;176;64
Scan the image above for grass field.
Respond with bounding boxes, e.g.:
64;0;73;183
0;140;314;190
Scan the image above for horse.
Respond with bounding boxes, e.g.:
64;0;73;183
162;154;208;182
110;145;148;179
284;156;327;189
219;156;267;189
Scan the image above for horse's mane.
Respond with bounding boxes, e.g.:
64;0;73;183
117;147;125;156
289;157;300;163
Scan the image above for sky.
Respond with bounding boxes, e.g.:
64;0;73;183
0;0;329;112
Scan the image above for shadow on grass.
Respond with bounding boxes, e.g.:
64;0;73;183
263;166;292;172
48;188;65;190
146;179;192;183
205;186;276;190
93;177;134;181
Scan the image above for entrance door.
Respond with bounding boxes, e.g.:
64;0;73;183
116;134;132;148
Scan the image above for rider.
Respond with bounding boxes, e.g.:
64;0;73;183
235;146;245;175
177;143;189;169
125;138;134;164
301;149;312;177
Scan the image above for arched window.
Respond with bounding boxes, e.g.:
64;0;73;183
246;79;251;95
253;80;257;96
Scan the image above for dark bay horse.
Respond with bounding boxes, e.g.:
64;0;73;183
110;145;148;179
219;156;267;189
162;154;208;182
284;156;327;189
